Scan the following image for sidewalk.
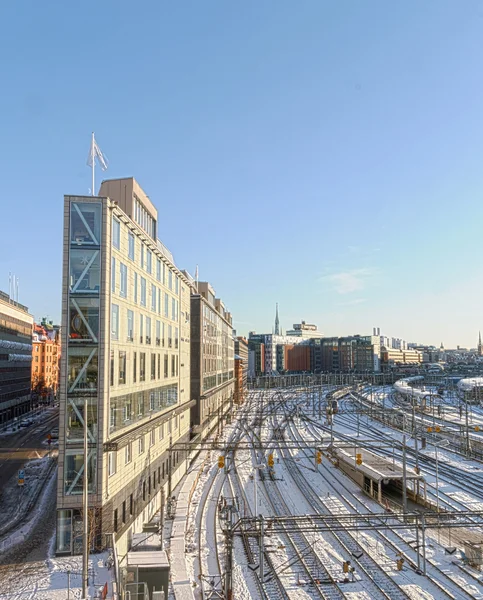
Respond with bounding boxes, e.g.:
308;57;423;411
169;453;207;600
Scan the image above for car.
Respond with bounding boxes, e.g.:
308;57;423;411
50;429;59;440
20;419;33;428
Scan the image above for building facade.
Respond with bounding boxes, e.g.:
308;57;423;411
0;291;33;424
234;336;248;405
248;333;265;377
380;347;423;370
286;321;324;339
189;281;234;439
32;319;61;400
57;178;194;558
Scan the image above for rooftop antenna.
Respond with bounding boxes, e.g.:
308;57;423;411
86;132;108;196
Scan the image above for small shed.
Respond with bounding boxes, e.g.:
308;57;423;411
127;550;169;599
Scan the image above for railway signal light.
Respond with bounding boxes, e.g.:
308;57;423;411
414;466;420;475
475;426;480;432
427;426;433;433
435;426;441;433
343;561;350;573
268;454;274;467
356;453;362;465
396;557;404;571
218;456;225;469
316;451;322;464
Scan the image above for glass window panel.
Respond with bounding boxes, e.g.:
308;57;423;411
56;510;72;553
111;304;119;340
70;202;101;246
151;285;156;311
69;249;100;294
146;317;152;344
141;278;146;306
111;257;116;293
67;347;98;392
64;450;97;495
112;218;120;249
119;351;126;384
127;310;134;342
65;397;98;444
156;259;161;281
69;298;99;342
146;250;152;274
120;263;127;298
134;273;138;303
128;231;135;260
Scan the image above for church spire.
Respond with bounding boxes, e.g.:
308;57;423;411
274;303;280;335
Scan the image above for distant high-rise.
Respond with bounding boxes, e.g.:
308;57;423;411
274;303;280;335
478;332;482;356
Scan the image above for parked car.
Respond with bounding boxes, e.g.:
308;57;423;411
50;428;59;440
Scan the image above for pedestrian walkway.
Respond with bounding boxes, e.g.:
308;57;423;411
170;453;207;600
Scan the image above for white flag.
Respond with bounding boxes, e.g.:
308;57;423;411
87;134;108;171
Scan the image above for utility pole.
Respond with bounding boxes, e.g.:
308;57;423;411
82;401;89;599
465;398;470;457
259;516;265;584
402;434;408;514
168;436;173;497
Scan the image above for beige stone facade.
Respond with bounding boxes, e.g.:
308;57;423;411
57;179;194;558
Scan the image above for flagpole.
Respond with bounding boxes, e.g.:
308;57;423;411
91;132;95;196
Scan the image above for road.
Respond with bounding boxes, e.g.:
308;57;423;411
0;408;58;488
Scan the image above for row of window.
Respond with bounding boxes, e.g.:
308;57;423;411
110;350;179;387
108;416;180;475
112;216;179;294
111;448;183;534
111;259;180;321
111;304;179;348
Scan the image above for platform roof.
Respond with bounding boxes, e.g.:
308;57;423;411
333;446;423;483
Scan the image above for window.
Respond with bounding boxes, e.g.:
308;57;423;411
125;443;132;464
168;325;172;348
175;327;179;349
171;355;176;377
111;305;119;340
141;277;146;306
146;249;152;274
120;263;127;298
138;395;143;416
164;293;169;317
127;310;134;342
134;273;138;303
112;218;120;249
140;243;144;269
128;231;135;260
110;404;116;429
172;298;176;321
175;276;179;295
140;314;144;343
151;284;156;311
130;494;133;515
122;500;126;524
162;322;165;347
113;509;118;533
108;452;117;476
159;423;164;441
164;354;168;378
148;475;151;496
156;258;161;281
139;436;145;455
143;481;146;502
157;353;161;379
110;350;114;386
151;355;156;380
140;353;146;381
111;257;116;293
168;270;173;290
123;398;132;422
156;321;160;346
133;351;137;383
146;317;152;344
118;351;126;384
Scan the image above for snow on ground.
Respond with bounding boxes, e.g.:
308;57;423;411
0;533;114;600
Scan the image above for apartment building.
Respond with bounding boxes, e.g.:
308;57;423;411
189;281;234;439
32;319;61;399
56;178;193;558
0;291;33;424
234;336;248;405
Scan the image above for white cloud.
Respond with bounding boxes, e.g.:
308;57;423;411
320;268;377;294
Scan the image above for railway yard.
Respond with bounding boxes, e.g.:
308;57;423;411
172;379;483;600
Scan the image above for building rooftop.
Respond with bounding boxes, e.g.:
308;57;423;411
0;290;30;314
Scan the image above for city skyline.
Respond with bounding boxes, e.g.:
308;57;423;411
2;2;483;348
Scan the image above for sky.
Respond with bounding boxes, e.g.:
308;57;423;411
1;1;483;348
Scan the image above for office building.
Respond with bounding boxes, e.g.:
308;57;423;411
189;281;234;439
286;321;324;339
57;178;193;558
248;333;265;377
0;291;33;424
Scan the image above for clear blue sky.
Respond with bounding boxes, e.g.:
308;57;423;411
1;1;483;348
